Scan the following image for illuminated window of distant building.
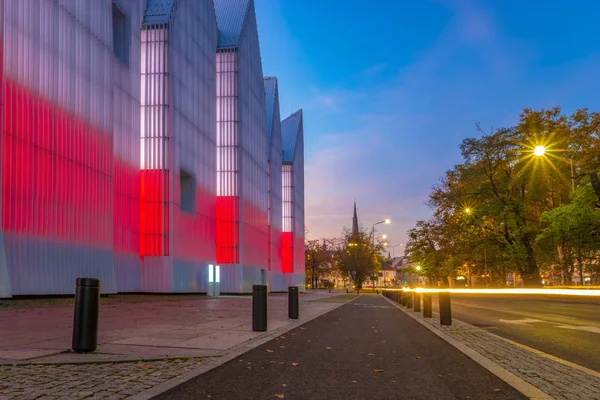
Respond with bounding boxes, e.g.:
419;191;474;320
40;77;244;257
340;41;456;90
180;169;195;214
112;3;129;65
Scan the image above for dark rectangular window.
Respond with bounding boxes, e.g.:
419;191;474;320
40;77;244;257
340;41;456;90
112;3;128;65
180;170;195;214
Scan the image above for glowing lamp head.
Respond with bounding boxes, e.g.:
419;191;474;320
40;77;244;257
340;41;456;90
534;145;546;157
384;219;391;224
464;208;471;214
382;234;387;239
416;265;421;271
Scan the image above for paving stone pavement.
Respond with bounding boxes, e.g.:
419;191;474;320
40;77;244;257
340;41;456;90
0;358;204;400
0;292;353;399
396;300;600;400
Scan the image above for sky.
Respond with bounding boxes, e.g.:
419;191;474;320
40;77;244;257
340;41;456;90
254;0;600;254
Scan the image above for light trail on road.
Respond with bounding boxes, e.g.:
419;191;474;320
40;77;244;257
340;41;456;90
383;287;600;297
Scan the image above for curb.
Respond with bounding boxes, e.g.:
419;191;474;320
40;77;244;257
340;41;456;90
382;296;553;400
127;295;361;400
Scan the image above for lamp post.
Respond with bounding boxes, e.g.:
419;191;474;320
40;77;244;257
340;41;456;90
370;219;390;290
371;219;391;246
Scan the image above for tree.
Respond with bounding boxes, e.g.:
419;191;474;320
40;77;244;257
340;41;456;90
537;186;600;285
330;227;385;290
304;240;333;289
406;107;600;287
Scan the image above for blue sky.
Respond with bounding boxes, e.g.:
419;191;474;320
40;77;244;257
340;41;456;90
255;0;600;252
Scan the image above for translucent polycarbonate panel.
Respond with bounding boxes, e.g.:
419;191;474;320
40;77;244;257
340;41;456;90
140;0;218;293
113;0;144;293
282;165;294;232
282;164;294;274
0;0;9;298
293;132;305;279
140;26;170;259
169;0;217;291
0;0;143;295
265;77;282;278
236;3;268;273
216;50;239;264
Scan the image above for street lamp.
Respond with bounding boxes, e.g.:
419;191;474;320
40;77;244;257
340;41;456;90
371;219;391;246
389;243;402;258
533;144;575;192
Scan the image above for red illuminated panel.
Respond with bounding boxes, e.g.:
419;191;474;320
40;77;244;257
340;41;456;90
174;185;215;261
216;195;239;264
240;199;269;270
1;80;113;248
140;170;169;256
282;232;293;273
114;158;141;255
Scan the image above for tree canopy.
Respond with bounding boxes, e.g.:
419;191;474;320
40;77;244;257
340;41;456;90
405;107;600;287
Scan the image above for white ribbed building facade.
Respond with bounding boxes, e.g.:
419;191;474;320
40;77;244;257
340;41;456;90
0;0;304;297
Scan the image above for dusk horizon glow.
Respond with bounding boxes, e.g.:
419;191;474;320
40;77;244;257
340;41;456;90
256;0;600;252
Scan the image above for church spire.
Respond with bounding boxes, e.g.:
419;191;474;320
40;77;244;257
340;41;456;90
352;201;359;236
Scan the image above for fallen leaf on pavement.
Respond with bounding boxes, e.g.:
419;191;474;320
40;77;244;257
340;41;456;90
266;349;274;353
196;362;202;365
352;380;357;383
282;384;287;387
279;362;285;365
274;395;285;399
280;346;286;348
415;356;421;359
368;353;375;356
373;330;378;333
300;327;305;330
292;362;301;367
373;369;384;373
492;389;501;392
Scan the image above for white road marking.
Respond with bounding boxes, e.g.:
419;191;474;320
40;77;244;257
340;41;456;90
498;318;544;325
554;325;600;334
547;314;576;320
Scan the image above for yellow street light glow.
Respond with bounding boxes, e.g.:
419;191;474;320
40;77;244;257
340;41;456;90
384;219;391;224
464;208;471;214
389;288;600;297
533;145;547;157
382;234;387;239
416;265;421;271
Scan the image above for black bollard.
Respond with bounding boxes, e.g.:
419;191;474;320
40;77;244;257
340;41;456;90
401;291;406;306
406;293;413;308
72;278;100;353
288;286;299;319
423;294;432;318
328;288;331;293
413;293;421;312
346;288;349;294
439;292;452;325
253;285;268;331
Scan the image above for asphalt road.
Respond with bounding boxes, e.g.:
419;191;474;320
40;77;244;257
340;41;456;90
445;294;600;372
155;294;525;400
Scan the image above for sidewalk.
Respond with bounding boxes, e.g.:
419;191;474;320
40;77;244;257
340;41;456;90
154;294;525;400
0;291;352;399
389;294;600;400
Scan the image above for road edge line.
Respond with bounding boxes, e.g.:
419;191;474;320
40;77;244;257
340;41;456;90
127;294;361;400
382;296;553;400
